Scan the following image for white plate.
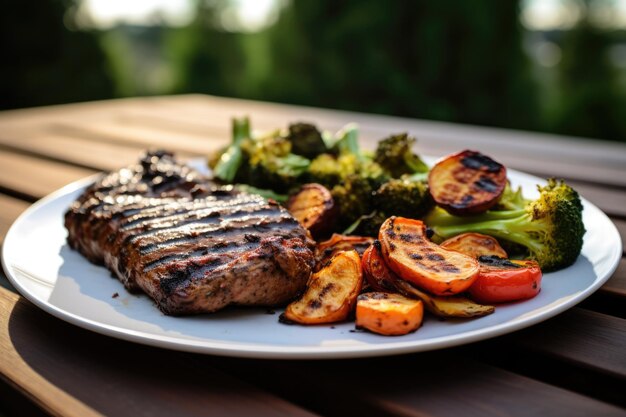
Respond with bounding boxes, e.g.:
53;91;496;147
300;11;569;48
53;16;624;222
2;168;622;359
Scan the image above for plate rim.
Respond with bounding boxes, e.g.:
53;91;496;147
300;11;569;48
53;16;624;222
2;171;622;360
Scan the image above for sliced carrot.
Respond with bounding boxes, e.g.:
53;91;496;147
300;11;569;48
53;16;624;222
355;292;424;336
361;241;399;292
379;217;480;296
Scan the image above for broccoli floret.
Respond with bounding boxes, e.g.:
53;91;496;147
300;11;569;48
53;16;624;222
331;175;376;229
374;178;434;219
374;133;429;178
286;123;327;159
424;179;585;271
240;133;310;193
493;182;527;211
307;153;361;187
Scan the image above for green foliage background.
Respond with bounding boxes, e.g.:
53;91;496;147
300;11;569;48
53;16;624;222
1;0;625;142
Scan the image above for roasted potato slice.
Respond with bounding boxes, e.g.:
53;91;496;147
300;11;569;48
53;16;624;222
316;234;374;268
361;241;398;292
287;183;337;239
283;249;363;324
395;280;495;318
356;292;424;336
441;233;508;259
379;217;480;296
428;150;507;215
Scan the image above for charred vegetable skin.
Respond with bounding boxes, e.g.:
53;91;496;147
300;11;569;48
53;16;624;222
425;179;585;271
356;293;424;336
362;240;494;318
440;233;508;259
283;250;363;324
287;183;337;239
469;256;542;304
316;234;374;269
429;150;507;215
379;217;480;296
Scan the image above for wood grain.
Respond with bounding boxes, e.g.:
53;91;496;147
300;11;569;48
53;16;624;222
0;151;96;200
0;194;29;244
501;309;626;379
602;258;626;298
209;352;625;417
0;288;319;417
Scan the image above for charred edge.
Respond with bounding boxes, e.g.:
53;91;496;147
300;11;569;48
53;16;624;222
474;176;499;193
478;255;522;269
460;152;503;173
122;202;273;238
137;214;297;254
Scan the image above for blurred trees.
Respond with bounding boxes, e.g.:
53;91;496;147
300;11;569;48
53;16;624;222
0;0;113;110
1;0;625;142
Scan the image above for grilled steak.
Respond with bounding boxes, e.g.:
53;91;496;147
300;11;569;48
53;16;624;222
65;151;315;315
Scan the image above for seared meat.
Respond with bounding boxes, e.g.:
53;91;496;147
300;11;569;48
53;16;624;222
65;151;315;315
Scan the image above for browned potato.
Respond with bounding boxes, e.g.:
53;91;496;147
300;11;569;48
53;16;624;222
287;183;337;239
440;233;508;259
316;234;374;269
394;280;494;318
283;250;363;324
428;150;507;215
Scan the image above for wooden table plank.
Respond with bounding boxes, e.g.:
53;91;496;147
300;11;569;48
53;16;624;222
0;151;96;200
211;353;625;417
603;259;626;298
0;195;29;245
499;309;626;379
0;134;150;172
0;288;319;417
1;95;625;187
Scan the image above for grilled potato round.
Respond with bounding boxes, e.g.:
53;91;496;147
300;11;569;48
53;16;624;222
440;233;508;259
428;150;507;215
287;183;337;239
283;249;363;324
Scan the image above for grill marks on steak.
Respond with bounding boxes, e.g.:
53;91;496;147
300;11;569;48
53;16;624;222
65;151;314;315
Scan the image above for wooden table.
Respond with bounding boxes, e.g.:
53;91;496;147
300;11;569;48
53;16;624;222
0;95;625;417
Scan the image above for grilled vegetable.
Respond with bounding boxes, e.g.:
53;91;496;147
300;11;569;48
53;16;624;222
287;183;337;239
379;217;480;296
283;250;363;324
374;133;429;178
394;280;495;318
440;233;508;259
316;234;374;268
374;178;434;219
425;179;585;271
361;241;398;292
355;292;424;336
428;150;507;215
469;256;542;304
286;123;327;159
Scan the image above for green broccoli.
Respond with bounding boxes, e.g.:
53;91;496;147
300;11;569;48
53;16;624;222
307;153;362;187
286;123;327;159
331;175;376;229
374;178;434;219
212;117;251;182
424;179;585;271
241;133;310;193
374;133;429;178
